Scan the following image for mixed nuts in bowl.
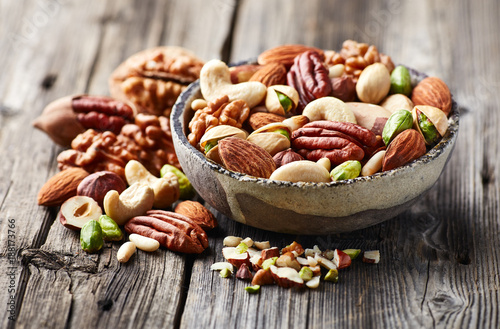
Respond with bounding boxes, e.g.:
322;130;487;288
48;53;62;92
171;41;459;235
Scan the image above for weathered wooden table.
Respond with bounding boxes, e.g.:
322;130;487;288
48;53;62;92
1;0;499;328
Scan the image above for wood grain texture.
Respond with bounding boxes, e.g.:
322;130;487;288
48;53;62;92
0;0;234;328
0;0;499;328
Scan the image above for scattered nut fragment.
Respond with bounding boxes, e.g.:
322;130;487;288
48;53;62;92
245;285;261;293
223;236;243;247
241;237;254;248
129;233;160;252
253;241;271;250
324;269;339;283
117;242;136;263
210;262;234;274
305;275;321;289
236;263;253;281
362;250;380;264
252;269;274;286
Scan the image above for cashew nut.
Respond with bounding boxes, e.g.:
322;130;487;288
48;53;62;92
302;97;357;123
269;160;331;183
103;182;154;225
125;160;180;209
200;59;267;108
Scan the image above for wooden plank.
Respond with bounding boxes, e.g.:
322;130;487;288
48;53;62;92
0;0;236;328
180;0;500;328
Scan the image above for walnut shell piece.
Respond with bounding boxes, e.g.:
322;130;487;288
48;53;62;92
109;46;204;116
218;137;276;178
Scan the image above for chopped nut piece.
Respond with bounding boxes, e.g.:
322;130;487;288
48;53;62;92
245;285;261;294
236;242;249;254
254;241;271;250
252;269;275;286
324;269;339;283
220;268;231;278
261;247;280;260
223;236;242;247
305;276;320;289
362;250;380;264
236;263;253;281
241;237;254;248
315;254;337;270
276;252;301;271
262;257;278;271
333;249;352;269
342;249;361;260
299;267;313;282
281;241;305;256
210;262;234;274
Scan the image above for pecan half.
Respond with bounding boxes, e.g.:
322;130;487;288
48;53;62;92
33;95;135;147
125;210;208;254
291;121;378;165
287;51;332;113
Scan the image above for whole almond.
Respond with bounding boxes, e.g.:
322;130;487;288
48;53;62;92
218;137;276;178
248;112;285;131
37;168;89;206
258;45;325;68
174;200;217;231
411;77;452;117
249;63;287;87
382;129;426;171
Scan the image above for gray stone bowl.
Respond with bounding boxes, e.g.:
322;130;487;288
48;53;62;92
171;68;459;235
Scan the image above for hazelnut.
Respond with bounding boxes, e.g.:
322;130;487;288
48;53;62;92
330;76;356;102
77;171;127;208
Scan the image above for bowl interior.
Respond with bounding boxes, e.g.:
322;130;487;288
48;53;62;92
171;66;459;234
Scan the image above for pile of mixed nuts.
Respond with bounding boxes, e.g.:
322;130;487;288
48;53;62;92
35;47;218;259
188;40;453;182
212;236;379;292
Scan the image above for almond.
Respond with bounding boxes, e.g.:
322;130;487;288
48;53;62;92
249;63;287;87
37;168;89;206
174;200;217;231
258;44;325;68
411;77;452;117
382;129;426;171
218;137;276;178
229;64;261;84
248;112;285;131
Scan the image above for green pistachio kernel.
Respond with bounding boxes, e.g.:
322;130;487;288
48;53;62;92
324;269;339;283
203;141;218;154
276;91;293;113
342;249;361;260
236;242;249;254
98;215;123;242
273;128;290;140
160;164;195;200
390;65;412;96
80;220;104;253
299;267;314;282
330;160;362;181
382;109;413;145
219;268;231;278
262;257;278;270
245;285;261;293
417;111;440;145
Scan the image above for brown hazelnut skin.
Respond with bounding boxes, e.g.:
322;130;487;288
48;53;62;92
273;149;304;168
77;171;127;208
330;76;356;102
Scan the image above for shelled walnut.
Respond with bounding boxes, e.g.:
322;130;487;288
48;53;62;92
57;114;179;178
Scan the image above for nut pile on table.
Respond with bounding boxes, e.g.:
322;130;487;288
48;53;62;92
34;47;218;259
212;237;380;292
188;40;453;182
